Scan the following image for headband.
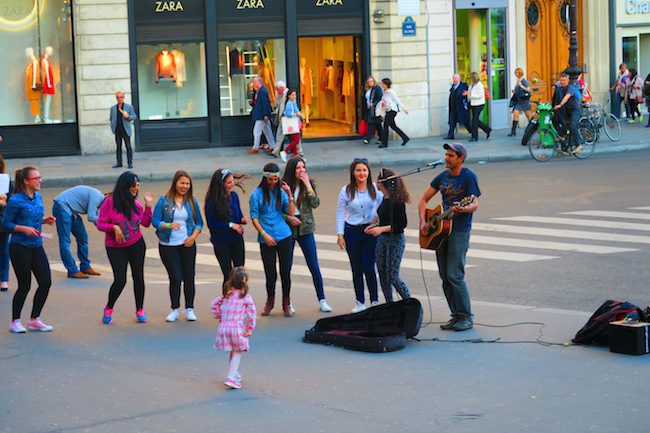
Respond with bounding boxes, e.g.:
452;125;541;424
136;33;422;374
263;171;280;178
221;169;232;181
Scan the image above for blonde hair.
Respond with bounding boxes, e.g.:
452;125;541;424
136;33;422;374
515;67;524;77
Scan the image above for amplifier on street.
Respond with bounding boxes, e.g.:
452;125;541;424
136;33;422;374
609;320;650;356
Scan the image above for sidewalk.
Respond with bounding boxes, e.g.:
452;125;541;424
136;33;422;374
6;121;650;187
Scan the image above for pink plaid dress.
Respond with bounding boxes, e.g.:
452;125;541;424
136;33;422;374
211;290;256;352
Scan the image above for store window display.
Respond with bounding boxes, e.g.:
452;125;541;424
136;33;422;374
136;43;208;120
218;40;286;116
1;0;76;126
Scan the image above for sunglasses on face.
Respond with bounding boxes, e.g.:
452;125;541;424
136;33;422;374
353;158;368;164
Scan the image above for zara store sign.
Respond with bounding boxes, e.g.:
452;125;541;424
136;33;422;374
627;0;650;14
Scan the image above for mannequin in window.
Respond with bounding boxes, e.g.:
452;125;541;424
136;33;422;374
155;48;177;82
299;57;313;126
24;47;42;123
41;46;55;123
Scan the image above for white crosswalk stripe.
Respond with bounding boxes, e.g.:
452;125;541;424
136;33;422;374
628;206;650;211
563;210;650;220
496;216;650;231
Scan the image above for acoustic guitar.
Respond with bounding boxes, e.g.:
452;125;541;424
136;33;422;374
419;195;474;251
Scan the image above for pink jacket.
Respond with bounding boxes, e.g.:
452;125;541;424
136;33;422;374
96;196;152;248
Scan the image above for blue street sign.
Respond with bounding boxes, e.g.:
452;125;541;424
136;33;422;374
402;16;416;37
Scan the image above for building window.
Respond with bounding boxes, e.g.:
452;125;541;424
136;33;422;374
526;1;540;28
1;0;76;126
218;40;286;116
136;42;208;120
623;36;638;72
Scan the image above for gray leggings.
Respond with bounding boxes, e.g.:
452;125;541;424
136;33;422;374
375;233;410;302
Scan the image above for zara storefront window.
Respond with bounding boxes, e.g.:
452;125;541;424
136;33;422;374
136;42;208;120
1;0;77;126
218;39;286;116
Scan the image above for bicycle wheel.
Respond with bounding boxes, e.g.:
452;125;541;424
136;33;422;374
528;130;555;162
575;120;596;159
603;113;622;142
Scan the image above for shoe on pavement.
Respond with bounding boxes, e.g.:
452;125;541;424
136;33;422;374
27;317;53;332
10;320;26;333
112;164;122;169
184;308;197;321
351;302;366;313
280;151;288;162
82;268;101;276
401;138;409;146
68;272;89;279
362;139;369;144
289;304;295;315
370;301;380;307
319;299;332;313
247;149;259;153
452;319;474;332
224;377;242;389
166;309;179;322
136;309;147;323
128;164;133;169
440;318;457;330
103;307;113;325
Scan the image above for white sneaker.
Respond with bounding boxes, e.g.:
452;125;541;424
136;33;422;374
319;299;332;312
9;320;26;333
166;309;179;322
27;318;53;332
280;151;288;162
289;304;296;315
351;302;366;313
370;301;380;307
184;308;197;321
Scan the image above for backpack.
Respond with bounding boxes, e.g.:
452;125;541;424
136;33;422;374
573;300;644;345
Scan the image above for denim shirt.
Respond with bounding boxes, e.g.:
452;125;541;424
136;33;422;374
249;187;291;243
3;191;45;248
152;195;203;243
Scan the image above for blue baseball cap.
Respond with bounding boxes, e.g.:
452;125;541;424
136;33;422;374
443;142;467;159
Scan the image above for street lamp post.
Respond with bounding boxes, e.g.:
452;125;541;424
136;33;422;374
566;0;582;84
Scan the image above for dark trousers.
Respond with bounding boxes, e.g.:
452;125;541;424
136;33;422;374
212;237;245;287
259;237;292;299
159;243;197;309
365;113;383;141
470;104;491;139
291;233;325;301
106;238;146;310
343;223;378;304
629;100;642;120
10;244;51;321
115;129;132;166
435;230;472;320
382;110;408;145
448;110;471;138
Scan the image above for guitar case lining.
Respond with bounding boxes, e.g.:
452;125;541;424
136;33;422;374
303;299;423;353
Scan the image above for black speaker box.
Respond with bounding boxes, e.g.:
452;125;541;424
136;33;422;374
609;320;650;356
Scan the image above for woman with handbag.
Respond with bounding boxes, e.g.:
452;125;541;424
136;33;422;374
463;72;492;142
508;68;532;137
378;78;409;148
362;76;383;145
627;68;644;124
280;89;305;163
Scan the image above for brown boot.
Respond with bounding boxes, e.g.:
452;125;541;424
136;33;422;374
261;295;275;316
282;297;294;317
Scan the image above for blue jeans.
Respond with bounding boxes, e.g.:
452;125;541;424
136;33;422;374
53;201;90;275
344;223;378;304
435;230;472;320
291;233;325;301
0;232;10;282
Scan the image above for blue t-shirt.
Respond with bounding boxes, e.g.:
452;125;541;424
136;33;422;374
249;187;291;243
430;167;481;233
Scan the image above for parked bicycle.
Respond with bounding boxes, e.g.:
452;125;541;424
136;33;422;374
527;102;597;162
582;101;622;142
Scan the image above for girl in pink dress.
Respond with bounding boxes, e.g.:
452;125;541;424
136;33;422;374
211;267;256;389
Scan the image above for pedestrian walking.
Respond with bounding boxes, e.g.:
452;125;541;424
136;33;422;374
52;186;105;279
282;157;332;313
418;143;480;332
610;63;629;119
644;72;650;127
362;76;383;145
464;72;492;142
507;67;532;137
249;162;295;317
97;171;153;325
0;155;14;292
445;74;471;140
249;76;275;153
336;158;383;313
626;68;643;123
152;170;203;323
211;267;256;390
205;169;248;288
378;78;409;148
280;89;305;162
367;168;411;302
271;81;298;159
4;166;56;333
109;91;138;169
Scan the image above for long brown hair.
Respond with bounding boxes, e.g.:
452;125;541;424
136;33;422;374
377;168;411;204
165;170;196;216
224;266;249;298
14;166;37;194
282;156;316;209
346;159;376;201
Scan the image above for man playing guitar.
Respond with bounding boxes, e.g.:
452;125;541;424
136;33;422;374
418;143;480;331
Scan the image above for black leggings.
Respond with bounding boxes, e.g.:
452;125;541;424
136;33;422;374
10;244;51;321
106;237;146;310
259;237;292;299
159;243;197;309
382;110;409;144
212;237;245;287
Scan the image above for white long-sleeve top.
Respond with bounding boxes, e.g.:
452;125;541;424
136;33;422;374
336;184;383;234
381;88;404;112
468;81;486;106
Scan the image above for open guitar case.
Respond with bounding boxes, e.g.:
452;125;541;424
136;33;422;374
303;298;423;353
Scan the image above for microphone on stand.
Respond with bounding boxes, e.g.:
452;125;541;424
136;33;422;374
426;158;446;168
